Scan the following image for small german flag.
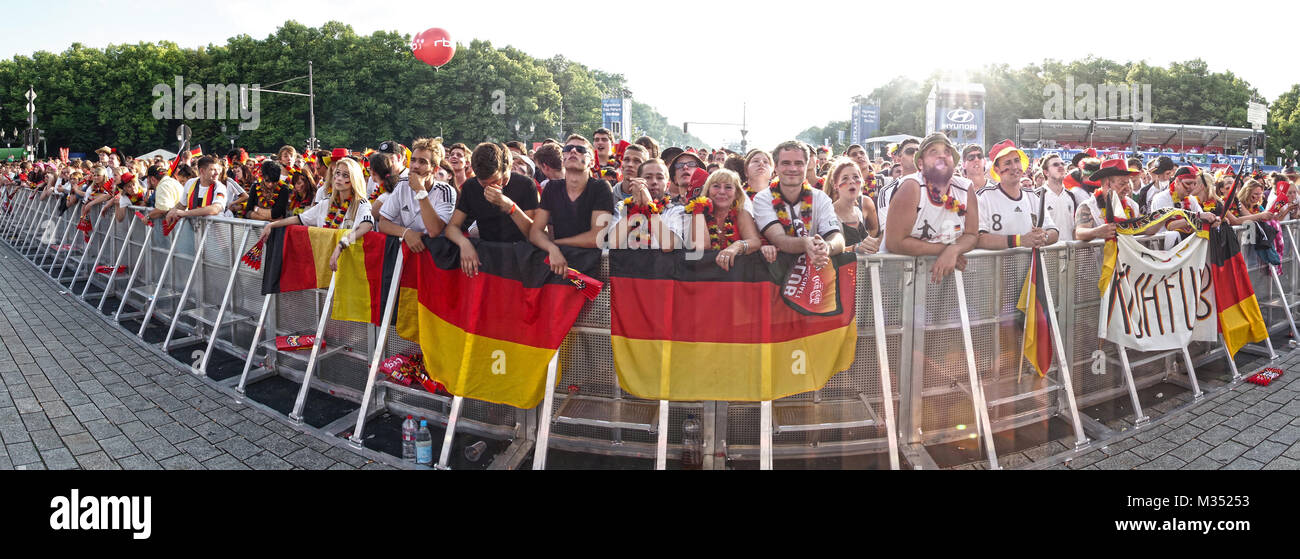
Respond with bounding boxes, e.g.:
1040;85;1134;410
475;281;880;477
1016;247;1052;377
190;146;203;158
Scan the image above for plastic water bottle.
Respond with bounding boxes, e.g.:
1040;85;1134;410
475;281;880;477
415;419;433;465
401;415;417;461
681;414;703;470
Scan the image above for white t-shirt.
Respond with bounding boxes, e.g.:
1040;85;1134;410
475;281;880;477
223;178;246;217
298;196;375;229
378;177;456;234
180;178;228;211
1037;185;1078;242
899;172;972;246
977;185;1057;237
751;185;840;240
1147;189;1202;250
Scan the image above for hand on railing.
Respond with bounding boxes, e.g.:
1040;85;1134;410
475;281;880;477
760;244;778;262
853;236;881;255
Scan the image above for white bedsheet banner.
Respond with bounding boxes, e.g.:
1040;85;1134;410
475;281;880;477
1099;233;1218;350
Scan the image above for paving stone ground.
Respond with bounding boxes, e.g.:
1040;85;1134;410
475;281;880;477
1034;350;1300;471
0;236;394;470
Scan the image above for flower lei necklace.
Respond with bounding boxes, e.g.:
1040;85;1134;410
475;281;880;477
687;196;740;250
768;180;813;236
257;178;285;208
923;179;966;216
624;195;669;217
325;196;352;228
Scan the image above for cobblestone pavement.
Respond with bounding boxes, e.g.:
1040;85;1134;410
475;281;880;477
0;240;396;470
1033;351;1300;471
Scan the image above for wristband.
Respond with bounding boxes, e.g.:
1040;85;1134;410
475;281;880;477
401;227;410;240
740;240;748;253
507;203;517;215
1014;235;1021;248
339;236;353;249
413;189;429;201
1007;235;1016;249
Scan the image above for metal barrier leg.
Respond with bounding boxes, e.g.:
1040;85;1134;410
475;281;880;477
1036;255;1089;450
1179;347;1203;399
197;227;252;375
163;221;210;350
1115;346;1150;426
115;218;154;321
288;272;338;425
40;201;70;270
1267;266;1300;342
79;209;116;298
97;218;139;311
349;251;406;448
1220;335;1242;381
138;221;184;337
532;353;561;470
236;294;274;395
869;262;901;470
436;395;464;469
54;208;89;282
759;400;773;470
33;200;60;267
655;400;669;470
953;270;998;469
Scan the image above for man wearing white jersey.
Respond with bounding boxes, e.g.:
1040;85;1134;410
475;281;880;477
976;140;1058;249
1034;153;1080;242
884;132;980;284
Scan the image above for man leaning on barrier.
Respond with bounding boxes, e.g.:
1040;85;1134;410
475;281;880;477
165;156;227;226
751;140;844;270
975;140;1058;250
883;132;979;284
376;138;458;255
529;134;615;276
445;142;540;277
144;164;183;221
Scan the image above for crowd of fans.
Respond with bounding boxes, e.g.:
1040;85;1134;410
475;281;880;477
4;128;1298;281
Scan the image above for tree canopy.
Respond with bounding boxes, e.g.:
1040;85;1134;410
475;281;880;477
0;20;706;156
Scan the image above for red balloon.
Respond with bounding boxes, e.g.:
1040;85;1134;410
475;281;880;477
411;27;455;68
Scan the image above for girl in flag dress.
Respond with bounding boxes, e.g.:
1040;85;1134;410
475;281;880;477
257;157;375;272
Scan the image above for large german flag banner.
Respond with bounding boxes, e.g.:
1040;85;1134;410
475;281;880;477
396;238;598;409
609;250;857;401
261;225;344;295
1016;248;1052;377
1208;222;1268;357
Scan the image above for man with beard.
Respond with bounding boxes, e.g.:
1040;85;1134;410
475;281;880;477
751;140;843;269
975;140;1057;249
883;133;979;284
530;134;615;276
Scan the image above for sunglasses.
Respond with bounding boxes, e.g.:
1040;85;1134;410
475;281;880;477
562;145;588;154
902;147;918;156
965;153;984;161
674;161;699;170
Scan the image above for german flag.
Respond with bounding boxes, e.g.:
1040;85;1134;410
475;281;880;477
261;225;344;295
609;250;857;401
1016;248;1052;377
330;232;403;325
1208;222;1268;357
190;146;203;158
395;238;598;409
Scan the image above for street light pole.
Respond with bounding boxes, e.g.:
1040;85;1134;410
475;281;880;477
308;61;317;151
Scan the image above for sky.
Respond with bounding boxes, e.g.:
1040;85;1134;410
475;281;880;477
3;0;1297;150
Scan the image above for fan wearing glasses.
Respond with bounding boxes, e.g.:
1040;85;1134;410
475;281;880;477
960;144;992;191
530;134;616;276
874;138;920;247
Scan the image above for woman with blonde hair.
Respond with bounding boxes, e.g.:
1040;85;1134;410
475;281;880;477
683;169;775;271
1230;179;1278;224
258;157;375;271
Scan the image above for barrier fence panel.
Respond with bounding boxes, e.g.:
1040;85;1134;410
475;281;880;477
6;202;1300;469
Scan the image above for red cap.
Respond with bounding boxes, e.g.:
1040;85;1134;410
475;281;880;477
690;167;709;189
331;148;349;160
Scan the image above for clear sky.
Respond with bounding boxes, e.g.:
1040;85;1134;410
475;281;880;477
2;0;1295;150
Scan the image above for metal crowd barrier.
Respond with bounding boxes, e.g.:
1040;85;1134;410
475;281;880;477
2;192;1297;470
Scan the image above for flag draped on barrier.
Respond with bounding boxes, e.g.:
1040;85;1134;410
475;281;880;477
261;225;343;294
330;232;402;325
395;238;598;409
608;250;857;401
1016;247;1052;377
1208;222;1269;357
1099;231;1218;350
